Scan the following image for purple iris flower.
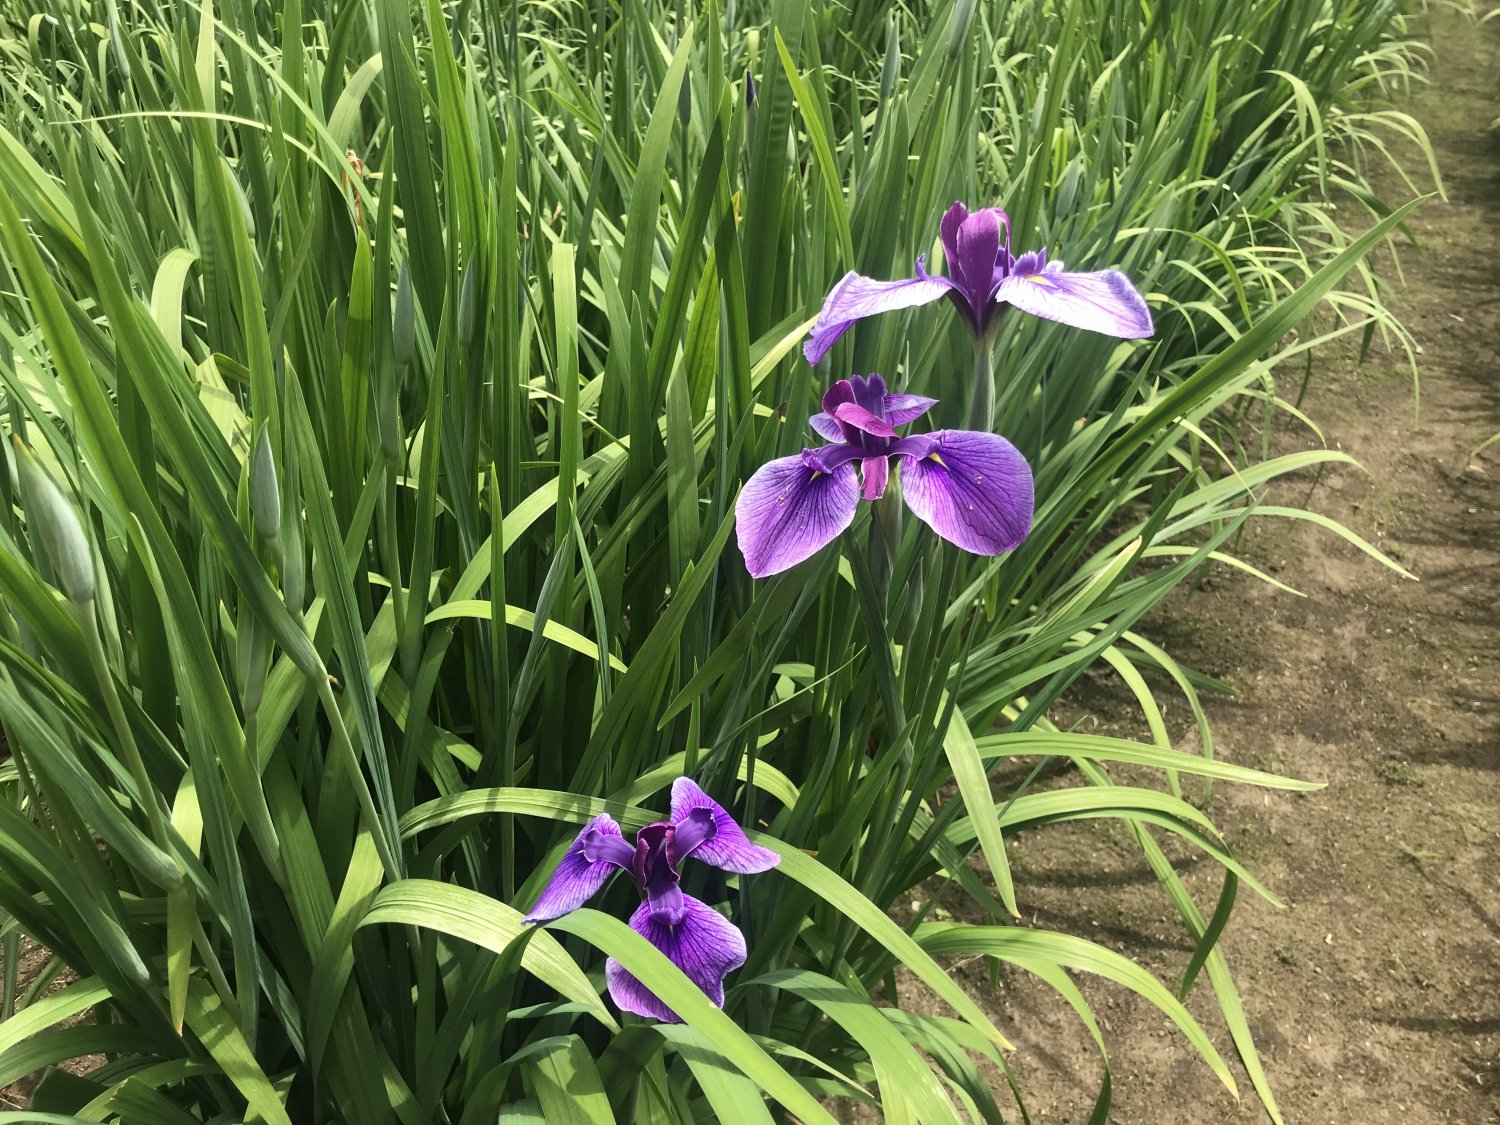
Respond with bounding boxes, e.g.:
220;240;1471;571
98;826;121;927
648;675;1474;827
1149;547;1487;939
735;374;1033;578
524;778;780;1023
803;201;1153;365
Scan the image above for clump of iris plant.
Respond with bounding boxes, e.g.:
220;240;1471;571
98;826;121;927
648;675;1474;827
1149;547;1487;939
735;374;1033;578
524;779;779;1023
803;201;1153;365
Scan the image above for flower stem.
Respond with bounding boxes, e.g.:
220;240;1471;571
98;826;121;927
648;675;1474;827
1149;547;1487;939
843;532;915;942
73;601;169;846
845;532;907;750
868;487;902;606
965;323;998;431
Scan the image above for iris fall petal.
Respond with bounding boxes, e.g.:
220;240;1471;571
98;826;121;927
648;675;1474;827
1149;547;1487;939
524;815;632;923
994;263;1153;338
899;430;1034;556
803;271;955;365
605;895;748;1022
670;778;781;874
735;453;860;578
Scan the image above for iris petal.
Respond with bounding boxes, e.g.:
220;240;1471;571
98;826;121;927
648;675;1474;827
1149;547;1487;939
820;379;857;417
832;402;897;440
898;430;1034;556
523;815;632;923
605;895;748;1022
995;262;1153;338
669;807;718;864
735;453;860;578
808;412;843;442
669;778;781;873
883;393;937;426
636;823;686;925
848;374;888;417
803;271;954;365
939;201;970;268
951;209;1005;317
645;881;686;926
816;384;933;439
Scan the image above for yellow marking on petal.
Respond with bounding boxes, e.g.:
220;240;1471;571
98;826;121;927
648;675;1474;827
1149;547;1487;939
928;453;947;467
809;469;823;480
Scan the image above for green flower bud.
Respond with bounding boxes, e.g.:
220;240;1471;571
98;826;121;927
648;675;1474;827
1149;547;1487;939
880;15;901;103
393;261;414;370
458;257;480;350
869;487;903;600
896;554;924;641
250;425;281;542
947;0;977;59
11;437;95;604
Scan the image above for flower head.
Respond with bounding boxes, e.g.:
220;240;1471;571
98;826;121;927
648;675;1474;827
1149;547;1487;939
524;778;780;1023
803;200;1153;364
735;374;1033;577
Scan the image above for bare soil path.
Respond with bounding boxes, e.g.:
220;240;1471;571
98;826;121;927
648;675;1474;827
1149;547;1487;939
973;9;1500;1123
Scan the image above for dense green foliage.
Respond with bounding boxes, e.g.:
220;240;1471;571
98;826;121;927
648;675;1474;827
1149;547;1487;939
0;0;1435;1120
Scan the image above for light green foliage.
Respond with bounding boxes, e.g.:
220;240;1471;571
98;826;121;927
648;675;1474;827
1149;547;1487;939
0;0;1436;1121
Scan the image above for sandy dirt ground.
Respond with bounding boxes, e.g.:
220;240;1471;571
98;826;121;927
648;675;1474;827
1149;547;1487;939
947;8;1500;1124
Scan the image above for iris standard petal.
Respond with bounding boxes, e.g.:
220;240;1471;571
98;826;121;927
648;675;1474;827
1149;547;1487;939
994;262;1153;338
861;456;889;502
820;379;857;417
669;778;781;874
810;380;858;444
636;822;688;925
605;896;749;1022
883;393;937;426
939;201;969;268
816;381;929;437
951;209;1005;316
669;806;718;863
524;814;633;923
848;373;888;417
803;271;954;365
735;454;860;578
832;402;897;440
898;430;1034;556
808;412;844;442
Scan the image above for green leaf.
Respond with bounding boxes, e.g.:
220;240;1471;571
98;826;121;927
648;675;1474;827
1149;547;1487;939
547;910;835;1125
426;600;626;671
942;708;1018;917
359;880;616;1030
916;923;1238;1098
655;1026;777;1125
755;969;958;1123
765;839;1013;1052
975;732;1321;790
0;978;111;1057
530;1036;616;1123
183;980;294;1125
